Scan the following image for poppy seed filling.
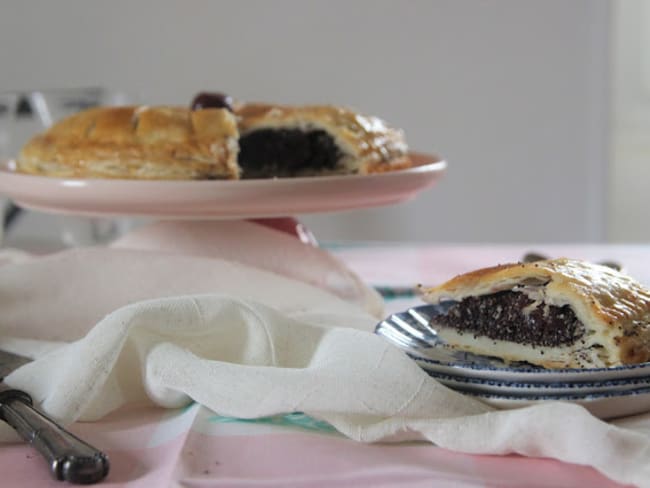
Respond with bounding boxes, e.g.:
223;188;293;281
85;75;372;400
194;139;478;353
434;290;586;347
238;129;343;178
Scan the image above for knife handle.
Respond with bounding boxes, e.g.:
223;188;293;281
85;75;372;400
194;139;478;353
0;391;109;484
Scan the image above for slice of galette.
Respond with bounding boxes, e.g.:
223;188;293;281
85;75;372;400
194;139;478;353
418;258;650;369
235;103;412;178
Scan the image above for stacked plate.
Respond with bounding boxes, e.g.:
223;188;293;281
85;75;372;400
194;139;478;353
375;304;650;419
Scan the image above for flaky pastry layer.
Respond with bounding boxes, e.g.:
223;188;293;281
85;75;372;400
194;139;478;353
17;106;240;180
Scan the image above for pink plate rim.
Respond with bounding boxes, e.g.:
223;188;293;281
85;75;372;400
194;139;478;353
0;152;446;219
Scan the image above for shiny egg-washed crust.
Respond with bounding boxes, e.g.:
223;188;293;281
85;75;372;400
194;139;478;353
419;258;650;368
17;106;240;180
236;103;412;175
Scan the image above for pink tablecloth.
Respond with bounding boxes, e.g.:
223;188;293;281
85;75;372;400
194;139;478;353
3;243;646;488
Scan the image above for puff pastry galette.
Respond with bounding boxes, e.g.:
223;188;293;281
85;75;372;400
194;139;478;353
18;106;240;180
17;93;412;180
418;258;650;369
235;103;411;178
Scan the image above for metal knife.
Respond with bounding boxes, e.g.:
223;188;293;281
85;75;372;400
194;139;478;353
0;350;109;484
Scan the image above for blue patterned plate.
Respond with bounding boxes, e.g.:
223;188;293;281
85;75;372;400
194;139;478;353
425;370;650;396
469;386;650;420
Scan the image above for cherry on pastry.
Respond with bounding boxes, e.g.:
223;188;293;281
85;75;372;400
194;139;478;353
191;92;234;112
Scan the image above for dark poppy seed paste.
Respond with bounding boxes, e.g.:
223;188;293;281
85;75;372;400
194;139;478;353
434;290;585;347
238;129;343;178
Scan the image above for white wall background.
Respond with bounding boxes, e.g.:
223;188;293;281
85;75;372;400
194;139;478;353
609;0;650;242
0;0;612;244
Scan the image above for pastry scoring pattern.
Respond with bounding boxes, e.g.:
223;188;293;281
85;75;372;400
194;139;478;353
18;106;240;180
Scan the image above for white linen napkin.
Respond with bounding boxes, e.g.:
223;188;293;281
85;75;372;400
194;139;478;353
110;219;384;318
2;293;649;487
0;247;375;342
0;226;649;487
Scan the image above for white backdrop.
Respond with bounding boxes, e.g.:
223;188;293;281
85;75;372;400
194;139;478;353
0;0;611;244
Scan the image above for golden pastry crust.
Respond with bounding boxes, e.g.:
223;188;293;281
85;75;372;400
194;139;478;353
17;106;240;180
419;258;650;368
236;103;411;175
